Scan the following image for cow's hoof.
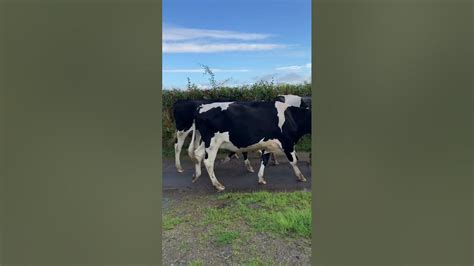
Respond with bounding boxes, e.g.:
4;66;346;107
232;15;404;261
273;161;280;166
298;177;307;182
215;185;225;191
192;175;199;183
247;167;255;173
177;167;184;173
258;180;267;185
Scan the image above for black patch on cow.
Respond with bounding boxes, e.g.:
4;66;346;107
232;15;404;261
172;98;234;132
261;152;271;166
301;96;312;109
274;95;286;103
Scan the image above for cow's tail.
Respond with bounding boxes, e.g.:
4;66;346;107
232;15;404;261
187;121;197;163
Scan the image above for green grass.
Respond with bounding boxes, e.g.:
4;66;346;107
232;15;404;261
205;191;312;238
164;192;311;237
295;135;311;152
163;216;184;230
188;260;204;266
163;191;311;264
213;230;240;245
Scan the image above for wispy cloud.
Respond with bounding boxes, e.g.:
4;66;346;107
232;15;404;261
275;63;311;71
163;25;285;54
164;68;249;73
163;42;285;53
163;26;271;41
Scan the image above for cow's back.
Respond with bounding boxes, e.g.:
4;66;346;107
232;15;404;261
196;101;284;148
173;98;234;131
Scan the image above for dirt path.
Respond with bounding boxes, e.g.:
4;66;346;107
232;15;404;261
163;152;312;194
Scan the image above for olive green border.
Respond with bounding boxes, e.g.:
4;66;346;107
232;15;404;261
1;2;6;263
312;0;472;265
1;1;162;264
1;0;472;265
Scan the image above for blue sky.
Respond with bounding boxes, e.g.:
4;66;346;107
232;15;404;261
163;0;311;89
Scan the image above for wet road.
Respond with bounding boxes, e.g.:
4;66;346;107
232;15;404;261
163;152;312;194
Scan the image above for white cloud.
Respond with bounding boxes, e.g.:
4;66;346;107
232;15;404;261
275;65;304;71
163;42;285;53
275;63;311;71
163;68;249;73
163;24;286;54
163;26;271;41
277;73;310;84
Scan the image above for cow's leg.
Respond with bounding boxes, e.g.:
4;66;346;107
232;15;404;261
257;152;271;184
270;152;280;165
221;152;236;164
284;146;307;182
174;129;191;173
187;127;201;161
192;141;205;183
203;138;225;191
243;152;254;173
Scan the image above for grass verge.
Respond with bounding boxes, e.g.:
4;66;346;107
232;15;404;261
163;216;184;230
163;191;311;264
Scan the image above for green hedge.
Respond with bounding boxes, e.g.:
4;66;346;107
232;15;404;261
162;81;312;155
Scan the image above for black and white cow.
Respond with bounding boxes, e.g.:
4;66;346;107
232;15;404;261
189;100;311;191
173;99;254;173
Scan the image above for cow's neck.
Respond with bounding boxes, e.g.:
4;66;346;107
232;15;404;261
289;107;311;140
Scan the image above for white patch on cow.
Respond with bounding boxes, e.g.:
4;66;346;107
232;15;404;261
257;161;266;184
274;101;289;131
290;150;306;182
218;132;239;151
199;102;234;113
236;138;283;154
174;128;192;172
258;161;265;178
209;132;282;155
203;133;227;191
279;94;302;107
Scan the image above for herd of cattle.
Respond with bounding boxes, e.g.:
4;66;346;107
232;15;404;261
172;94;312;191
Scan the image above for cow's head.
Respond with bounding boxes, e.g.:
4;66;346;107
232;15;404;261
300;97;312;110
288;106;312;137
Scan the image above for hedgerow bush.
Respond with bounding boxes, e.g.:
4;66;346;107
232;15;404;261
162;81;312;155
